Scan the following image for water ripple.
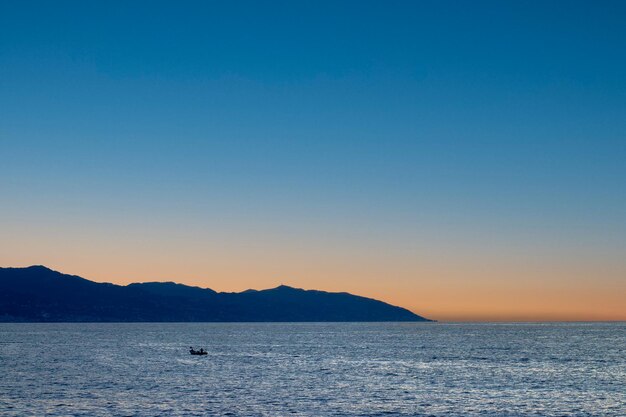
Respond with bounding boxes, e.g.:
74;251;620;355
0;322;624;416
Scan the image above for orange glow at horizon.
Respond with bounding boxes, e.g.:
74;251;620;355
2;235;624;322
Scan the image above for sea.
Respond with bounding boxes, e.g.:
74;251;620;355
0;322;624;416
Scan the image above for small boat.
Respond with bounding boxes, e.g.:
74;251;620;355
189;347;208;355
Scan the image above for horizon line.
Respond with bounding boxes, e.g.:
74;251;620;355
3;264;626;322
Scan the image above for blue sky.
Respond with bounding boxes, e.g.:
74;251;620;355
1;1;625;319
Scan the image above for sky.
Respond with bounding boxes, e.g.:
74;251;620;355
1;0;625;321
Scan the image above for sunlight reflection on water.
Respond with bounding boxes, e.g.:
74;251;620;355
0;322;624;416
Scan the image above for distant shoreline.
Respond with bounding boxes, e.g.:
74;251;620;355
0;265;432;323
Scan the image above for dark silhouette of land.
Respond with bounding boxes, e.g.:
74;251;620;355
0;266;431;322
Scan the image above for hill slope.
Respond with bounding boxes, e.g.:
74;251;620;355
0;266;431;322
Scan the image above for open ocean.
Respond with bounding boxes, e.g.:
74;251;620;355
0;322;624;416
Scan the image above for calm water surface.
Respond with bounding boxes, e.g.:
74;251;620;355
0;322;624;416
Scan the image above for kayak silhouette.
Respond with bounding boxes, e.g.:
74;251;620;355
189;347;207;355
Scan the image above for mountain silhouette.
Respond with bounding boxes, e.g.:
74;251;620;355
0;266;431;322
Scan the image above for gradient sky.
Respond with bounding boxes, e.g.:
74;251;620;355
1;0;625;321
